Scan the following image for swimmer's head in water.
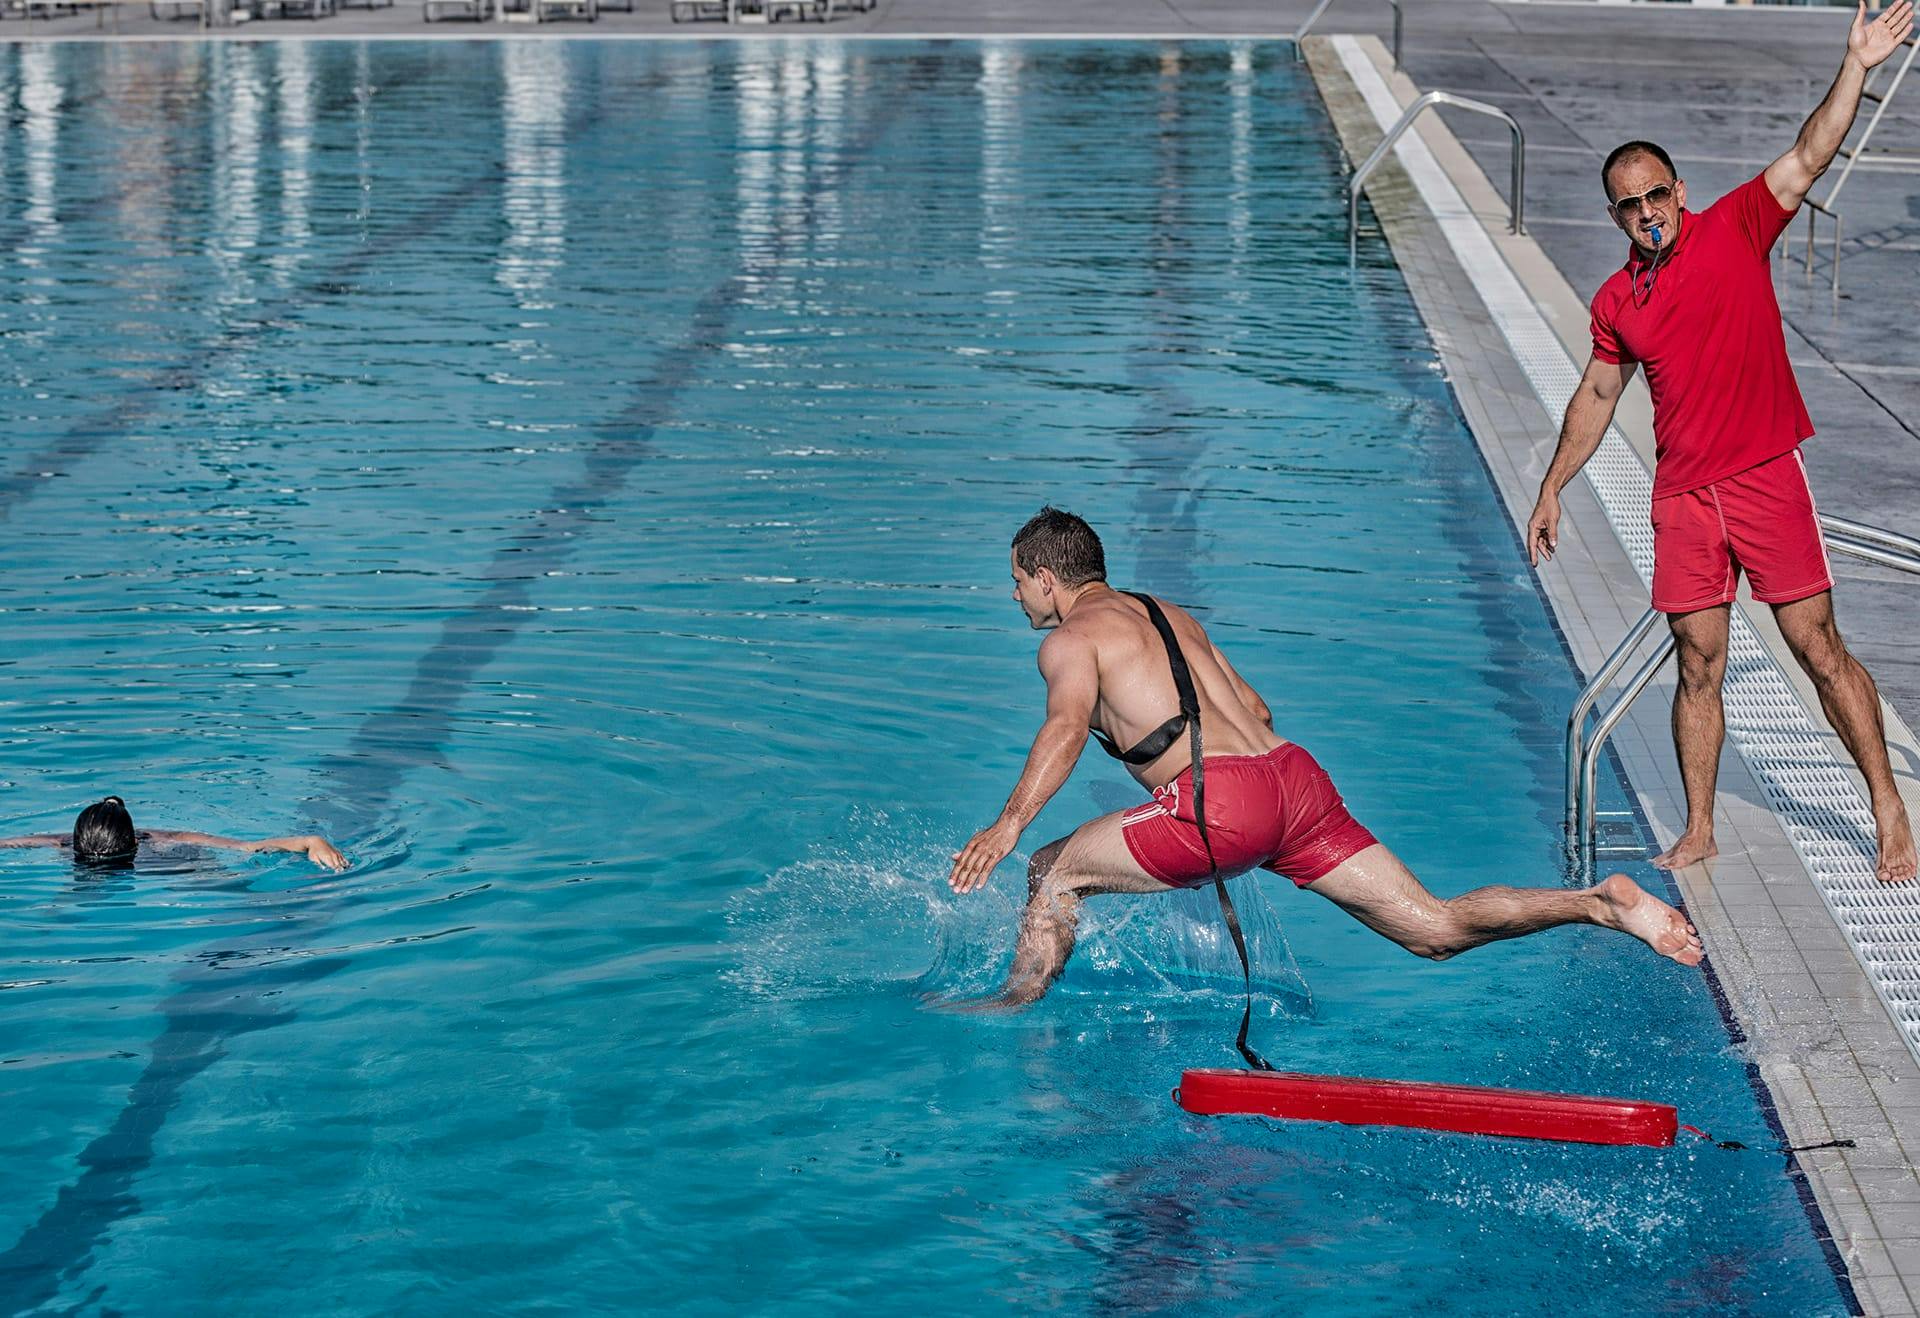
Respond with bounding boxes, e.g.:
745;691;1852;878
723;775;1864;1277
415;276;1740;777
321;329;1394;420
1601;141;1685;254
72;796;137;864
1011;507;1106;630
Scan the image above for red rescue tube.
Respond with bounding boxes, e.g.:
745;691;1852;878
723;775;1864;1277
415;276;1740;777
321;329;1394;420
1177;1068;1677;1147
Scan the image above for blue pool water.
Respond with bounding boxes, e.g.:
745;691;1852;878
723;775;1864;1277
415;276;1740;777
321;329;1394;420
0;38;1851;1314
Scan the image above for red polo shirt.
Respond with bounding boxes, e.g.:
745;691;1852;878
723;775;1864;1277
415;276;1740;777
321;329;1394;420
1588;173;1813;499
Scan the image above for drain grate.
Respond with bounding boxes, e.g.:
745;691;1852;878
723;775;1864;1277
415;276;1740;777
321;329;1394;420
1333;36;1920;1069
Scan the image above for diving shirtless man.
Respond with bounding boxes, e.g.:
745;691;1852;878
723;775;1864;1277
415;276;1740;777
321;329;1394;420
949;508;1702;1007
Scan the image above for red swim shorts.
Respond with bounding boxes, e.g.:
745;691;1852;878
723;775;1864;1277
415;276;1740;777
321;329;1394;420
1651;448;1833;615
1120;742;1378;890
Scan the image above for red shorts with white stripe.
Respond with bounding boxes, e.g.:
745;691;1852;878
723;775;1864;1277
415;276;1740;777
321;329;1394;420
1650;448;1832;615
1120;742;1378;890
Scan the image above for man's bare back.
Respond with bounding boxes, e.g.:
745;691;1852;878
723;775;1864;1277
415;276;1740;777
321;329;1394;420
1049;589;1278;788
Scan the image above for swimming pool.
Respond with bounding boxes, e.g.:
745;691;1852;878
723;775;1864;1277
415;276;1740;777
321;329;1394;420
0;37;1852;1313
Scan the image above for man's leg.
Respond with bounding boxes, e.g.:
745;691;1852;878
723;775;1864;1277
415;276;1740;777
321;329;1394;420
1309;843;1703;965
1653;604;1731;871
972;811;1173;1009
1773;591;1918;883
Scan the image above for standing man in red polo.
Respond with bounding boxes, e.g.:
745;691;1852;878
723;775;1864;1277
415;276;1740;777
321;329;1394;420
1527;0;1917;883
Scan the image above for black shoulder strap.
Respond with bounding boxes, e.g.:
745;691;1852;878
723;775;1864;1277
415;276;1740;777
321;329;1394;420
1125;592;1275;1072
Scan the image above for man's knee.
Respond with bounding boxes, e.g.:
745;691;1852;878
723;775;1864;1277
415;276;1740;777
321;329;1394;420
1396;907;1463;961
1791;624;1854;687
1026;838;1069;898
1673;641;1727;693
1403;936;1460;962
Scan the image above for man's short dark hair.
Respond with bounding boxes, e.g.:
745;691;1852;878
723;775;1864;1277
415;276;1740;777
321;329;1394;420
1601;141;1677;202
72;796;136;864
1012;507;1107;586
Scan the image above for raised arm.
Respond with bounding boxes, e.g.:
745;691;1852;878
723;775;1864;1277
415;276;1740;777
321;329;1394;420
949;632;1098;894
1766;1;1914;211
146;830;348;872
1527;354;1640;566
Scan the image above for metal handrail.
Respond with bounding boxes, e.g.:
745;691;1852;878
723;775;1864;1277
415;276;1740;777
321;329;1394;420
1566;518;1920;865
1293;0;1402;70
1348;91;1524;266
1564;605;1662;841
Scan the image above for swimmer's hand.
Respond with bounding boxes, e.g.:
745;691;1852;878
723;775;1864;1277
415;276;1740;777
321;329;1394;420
1526;490;1561;566
949;820;1020;894
300;836;349;872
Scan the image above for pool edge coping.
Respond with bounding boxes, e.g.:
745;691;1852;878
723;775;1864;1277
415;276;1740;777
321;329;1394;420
1307;32;1920;1317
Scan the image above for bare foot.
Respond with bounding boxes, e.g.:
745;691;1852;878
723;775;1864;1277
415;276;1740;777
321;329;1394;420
1875;803;1918;884
1594;873;1704;966
1650;830;1717;871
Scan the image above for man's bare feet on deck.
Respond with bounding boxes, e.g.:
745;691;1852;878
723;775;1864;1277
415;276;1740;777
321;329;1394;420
1594;873;1703;965
1650;830;1717;872
1876;803;1918;884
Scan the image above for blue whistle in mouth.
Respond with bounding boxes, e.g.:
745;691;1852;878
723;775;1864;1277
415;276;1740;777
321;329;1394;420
1649;224;1664;247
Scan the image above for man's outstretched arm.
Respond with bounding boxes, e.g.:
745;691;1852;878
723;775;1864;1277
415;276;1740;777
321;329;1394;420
1527;354;1639;566
147;830;349;872
1766;0;1914;210
949;633;1098;894
0;834;68;849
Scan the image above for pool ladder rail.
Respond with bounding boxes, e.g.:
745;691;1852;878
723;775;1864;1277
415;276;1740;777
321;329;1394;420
1566;515;1920;870
1345;91;1525;266
1292;0;1403;72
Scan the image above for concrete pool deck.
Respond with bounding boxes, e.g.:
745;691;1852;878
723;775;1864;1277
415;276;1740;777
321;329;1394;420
6;2;1920;1311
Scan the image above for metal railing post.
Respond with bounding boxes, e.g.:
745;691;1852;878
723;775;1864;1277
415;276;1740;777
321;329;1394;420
1294;0;1405;66
1579;634;1676;862
1565;605;1662;840
1348;91;1524;265
1291;0;1339;59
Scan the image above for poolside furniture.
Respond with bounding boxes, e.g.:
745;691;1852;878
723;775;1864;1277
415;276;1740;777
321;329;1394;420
148;0;203;17
423;0;489;20
668;0;727;20
766;0;823;18
338;0;392;9
534;0;594;19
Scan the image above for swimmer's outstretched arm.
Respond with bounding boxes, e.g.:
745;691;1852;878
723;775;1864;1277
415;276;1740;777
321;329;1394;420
145;831;349;872
0;834;69;849
950;631;1097;894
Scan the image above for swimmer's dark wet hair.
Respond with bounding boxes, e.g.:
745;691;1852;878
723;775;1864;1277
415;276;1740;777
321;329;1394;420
72;796;136;864
1013;507;1106;587
1601;141;1677;202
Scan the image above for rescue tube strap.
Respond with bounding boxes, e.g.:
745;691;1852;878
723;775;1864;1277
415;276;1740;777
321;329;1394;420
1125;591;1275;1073
1679;1123;1856;1155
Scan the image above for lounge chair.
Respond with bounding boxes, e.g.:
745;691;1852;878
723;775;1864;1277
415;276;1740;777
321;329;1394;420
148;0;203;17
668;0;726;20
534;0;593;19
423;0;488;19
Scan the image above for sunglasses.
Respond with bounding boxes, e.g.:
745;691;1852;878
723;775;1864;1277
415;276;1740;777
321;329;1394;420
1610;182;1675;221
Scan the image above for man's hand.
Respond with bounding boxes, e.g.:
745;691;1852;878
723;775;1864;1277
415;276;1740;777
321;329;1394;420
950;820;1021;894
1852;0;1914;71
1527;490;1561;566
304;836;349;872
